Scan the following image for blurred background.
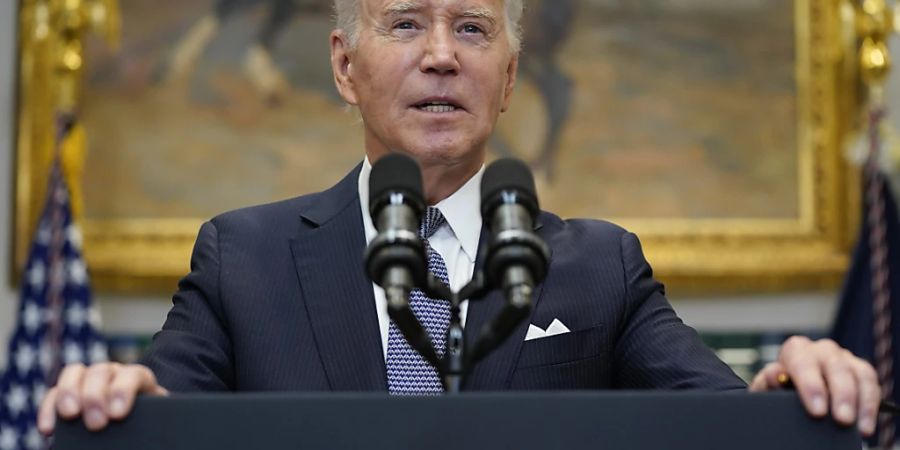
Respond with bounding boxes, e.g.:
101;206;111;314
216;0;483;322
1;0;900;385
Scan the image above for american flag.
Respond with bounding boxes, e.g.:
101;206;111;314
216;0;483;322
0;116;107;450
831;107;900;449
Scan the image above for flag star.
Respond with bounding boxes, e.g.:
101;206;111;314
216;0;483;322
66;225;83;250
14;344;37;375
67;259;87;286
5;384;28;417
23;427;44;450
0;426;18;450
63;340;83;364
89;341;108;364
22;302;44;335
27;262;45;290
35;222;51;246
66;303;87;328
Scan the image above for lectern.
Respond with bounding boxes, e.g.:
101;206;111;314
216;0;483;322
55;391;859;450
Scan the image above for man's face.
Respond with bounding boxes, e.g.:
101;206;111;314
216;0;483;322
331;0;518;169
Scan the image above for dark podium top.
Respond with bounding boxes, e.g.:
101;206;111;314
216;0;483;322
55;391;860;450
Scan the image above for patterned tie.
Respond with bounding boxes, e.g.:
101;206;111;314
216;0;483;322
386;207;452;395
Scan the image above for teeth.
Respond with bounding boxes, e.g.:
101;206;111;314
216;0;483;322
419;104;457;113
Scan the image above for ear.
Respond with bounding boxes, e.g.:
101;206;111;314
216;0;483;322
500;52;519;112
330;30;358;105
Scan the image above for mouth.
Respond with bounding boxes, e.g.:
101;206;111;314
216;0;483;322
413;98;464;113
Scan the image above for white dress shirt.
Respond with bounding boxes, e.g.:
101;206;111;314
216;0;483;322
358;158;484;360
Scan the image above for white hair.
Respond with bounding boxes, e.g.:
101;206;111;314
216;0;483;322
333;0;524;51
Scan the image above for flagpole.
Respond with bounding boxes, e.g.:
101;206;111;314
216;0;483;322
44;114;76;385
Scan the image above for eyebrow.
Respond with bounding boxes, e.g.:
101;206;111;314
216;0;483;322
382;2;498;24
461;7;497;23
384;1;421;15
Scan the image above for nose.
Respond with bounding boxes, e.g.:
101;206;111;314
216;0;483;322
420;24;460;75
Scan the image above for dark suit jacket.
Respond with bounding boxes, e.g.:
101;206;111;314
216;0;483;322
142;165;746;392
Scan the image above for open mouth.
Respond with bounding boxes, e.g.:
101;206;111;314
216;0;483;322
415;101;462;113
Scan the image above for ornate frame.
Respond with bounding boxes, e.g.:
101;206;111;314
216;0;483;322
14;0;865;293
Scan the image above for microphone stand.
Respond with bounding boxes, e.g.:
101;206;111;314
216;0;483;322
374;229;532;394
385;231;546;394
409;264;534;394
417;272;488;394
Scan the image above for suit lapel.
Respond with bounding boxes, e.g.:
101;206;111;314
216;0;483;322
464;217;550;390
290;166;387;391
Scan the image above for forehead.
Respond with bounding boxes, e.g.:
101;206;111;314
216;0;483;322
362;0;505;16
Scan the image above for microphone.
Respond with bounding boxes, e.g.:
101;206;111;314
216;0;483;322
365;153;426;290
364;153;439;367
469;158;550;364
480;158;550;299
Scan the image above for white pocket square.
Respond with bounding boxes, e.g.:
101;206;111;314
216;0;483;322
524;319;571;341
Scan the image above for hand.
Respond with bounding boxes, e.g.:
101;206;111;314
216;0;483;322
749;336;880;436
38;362;169;435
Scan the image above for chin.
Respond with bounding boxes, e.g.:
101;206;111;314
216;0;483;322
406;143;477;166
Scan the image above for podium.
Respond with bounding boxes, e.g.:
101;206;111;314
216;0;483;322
55;391;860;450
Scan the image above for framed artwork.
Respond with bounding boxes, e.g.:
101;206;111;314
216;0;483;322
15;0;863;293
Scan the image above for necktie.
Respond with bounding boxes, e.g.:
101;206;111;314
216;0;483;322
386;207;451;395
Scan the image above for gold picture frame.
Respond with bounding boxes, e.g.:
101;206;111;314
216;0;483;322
14;0;867;294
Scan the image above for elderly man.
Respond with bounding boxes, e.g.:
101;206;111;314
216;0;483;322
39;0;880;438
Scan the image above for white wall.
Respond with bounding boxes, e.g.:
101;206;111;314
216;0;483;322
0;0;20;365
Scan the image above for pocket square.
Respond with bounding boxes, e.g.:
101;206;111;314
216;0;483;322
524;319;571;341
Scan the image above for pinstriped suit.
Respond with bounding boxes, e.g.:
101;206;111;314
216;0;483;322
141;165;746;392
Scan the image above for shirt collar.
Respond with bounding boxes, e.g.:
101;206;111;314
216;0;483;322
358;157;483;262
359;158;377;246
433;165;483;263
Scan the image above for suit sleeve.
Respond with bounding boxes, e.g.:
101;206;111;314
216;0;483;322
139;221;235;391
612;232;747;390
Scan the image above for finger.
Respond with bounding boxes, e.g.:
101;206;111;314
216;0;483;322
779;336;828;417
54;364;87;419
851;358;880;436
820;350;858;426
764;363;788;389
106;365;167;420
749;372;767;391
749;362;784;391
37;387;58;436
80;363;118;431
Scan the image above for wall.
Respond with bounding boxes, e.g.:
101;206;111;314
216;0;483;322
1;0;20;365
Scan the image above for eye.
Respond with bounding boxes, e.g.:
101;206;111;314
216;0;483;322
394;21;416;30
460;23;484;34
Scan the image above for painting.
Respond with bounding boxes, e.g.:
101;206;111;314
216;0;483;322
15;0;861;292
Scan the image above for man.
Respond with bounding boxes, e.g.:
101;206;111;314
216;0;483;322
39;0;880;437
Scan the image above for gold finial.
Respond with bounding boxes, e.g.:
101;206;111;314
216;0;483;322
36;0;121;220
855;0;894;86
49;0;121;112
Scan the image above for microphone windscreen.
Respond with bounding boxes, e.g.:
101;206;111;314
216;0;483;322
369;153;425;214
481;158;539;217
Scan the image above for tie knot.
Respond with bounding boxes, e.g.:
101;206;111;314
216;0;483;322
419;207;446;239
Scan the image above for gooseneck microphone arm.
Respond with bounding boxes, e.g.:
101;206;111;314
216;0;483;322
364;154;440;368
467;162;550;365
364;155;549;393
